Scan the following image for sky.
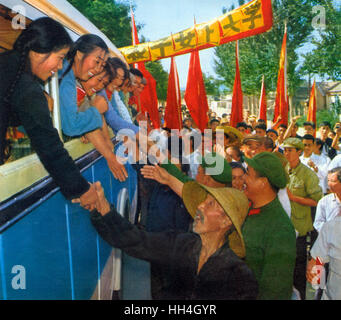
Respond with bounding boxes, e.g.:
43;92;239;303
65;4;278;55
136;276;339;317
131;0;240;89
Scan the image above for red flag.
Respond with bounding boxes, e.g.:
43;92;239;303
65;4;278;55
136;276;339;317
307;80;317;126
130;7;160;128
164;57;182;130
184;50;209;132
258;75;267;123
230;41;243;128
273;25;288;127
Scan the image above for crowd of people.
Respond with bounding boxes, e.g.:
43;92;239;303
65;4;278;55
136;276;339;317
1;17;341;301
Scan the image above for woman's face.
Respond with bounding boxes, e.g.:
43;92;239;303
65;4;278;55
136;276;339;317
75;47;108;81
106;67;125;92
83;71;110;94
30;46;69;81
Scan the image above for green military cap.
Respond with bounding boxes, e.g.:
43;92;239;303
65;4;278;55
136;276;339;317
282;137;304;150
244;152;287;189
200;152;232;185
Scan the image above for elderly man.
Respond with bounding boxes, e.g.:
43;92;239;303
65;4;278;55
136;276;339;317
242;152;296;300
85;181;258;300
283;137;323;300
314;167;341;232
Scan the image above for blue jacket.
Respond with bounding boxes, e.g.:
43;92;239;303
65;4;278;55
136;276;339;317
97;90;139;136
58;61;102;137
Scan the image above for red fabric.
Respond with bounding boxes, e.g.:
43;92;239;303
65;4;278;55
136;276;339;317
273;29;288;127
105;89;113;102
164;57;182;130
307;80;317;135
184;50;209;132
248;202;261;216
77;86;86;107
258;76;267;123
230;42;243;128
131;8;160;129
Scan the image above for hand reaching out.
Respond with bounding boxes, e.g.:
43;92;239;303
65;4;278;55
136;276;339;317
141;164;170;185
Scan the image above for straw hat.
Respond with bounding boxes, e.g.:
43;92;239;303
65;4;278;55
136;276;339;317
215;125;244;144
182;181;249;258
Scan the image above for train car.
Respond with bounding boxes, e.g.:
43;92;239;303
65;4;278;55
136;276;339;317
0;0;139;300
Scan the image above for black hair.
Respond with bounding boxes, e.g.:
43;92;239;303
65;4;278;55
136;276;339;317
166;136;190;174
236;122;248;129
303;121;316;129
319;121;331;128
255;123;267;131
210;118;220;125
229;161;246;173
129;67;144;79
4;17;73;105
59;34;109;82
279;124;288;129
315;138;324;150
266;128;278;136
105;57;129;83
257;119;266;123
302;134;315;142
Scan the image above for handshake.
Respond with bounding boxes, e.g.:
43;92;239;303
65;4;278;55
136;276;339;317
72;181;111;215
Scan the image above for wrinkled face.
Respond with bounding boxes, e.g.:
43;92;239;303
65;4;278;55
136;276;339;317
243;166;264;200
302;139;314;157
75;47;108;81
193;194;231;235
232;168;245;191
328;172;341;194
30;47;69;81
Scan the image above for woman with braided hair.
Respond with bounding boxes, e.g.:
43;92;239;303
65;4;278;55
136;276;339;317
0;17;99;210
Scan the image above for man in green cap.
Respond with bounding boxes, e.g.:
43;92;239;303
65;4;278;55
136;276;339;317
283;137;323;300
242;151;297;300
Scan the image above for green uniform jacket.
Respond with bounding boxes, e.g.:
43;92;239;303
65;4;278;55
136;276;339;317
242;197;296;300
286;162;323;236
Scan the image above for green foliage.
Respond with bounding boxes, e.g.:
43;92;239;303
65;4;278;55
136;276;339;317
299;1;341;80
214;0;318;97
145;61;169;102
67;0;136;48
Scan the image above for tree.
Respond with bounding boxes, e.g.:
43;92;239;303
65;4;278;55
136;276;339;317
300;1;341;81
145;61;168;103
214;0;318;98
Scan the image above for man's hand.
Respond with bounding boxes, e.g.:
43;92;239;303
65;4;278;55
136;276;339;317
141;164;170;185
93;181;111;215
77;183;99;211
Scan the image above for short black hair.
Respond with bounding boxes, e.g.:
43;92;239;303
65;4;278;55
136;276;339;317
266;129;278;136
229;161;246;173
279;124;288;129
319;121;331;128
255;123;267;131
210;118;220;125
303;121;316;129
129;67;144;79
302;134;315;143
236;122;248;129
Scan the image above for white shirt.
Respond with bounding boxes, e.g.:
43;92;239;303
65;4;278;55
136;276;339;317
300;153;330;194
328;154;341;171
183;150;201;179
311;215;341;300
278;188;291;218
114;91;133;123
314;193;341;232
